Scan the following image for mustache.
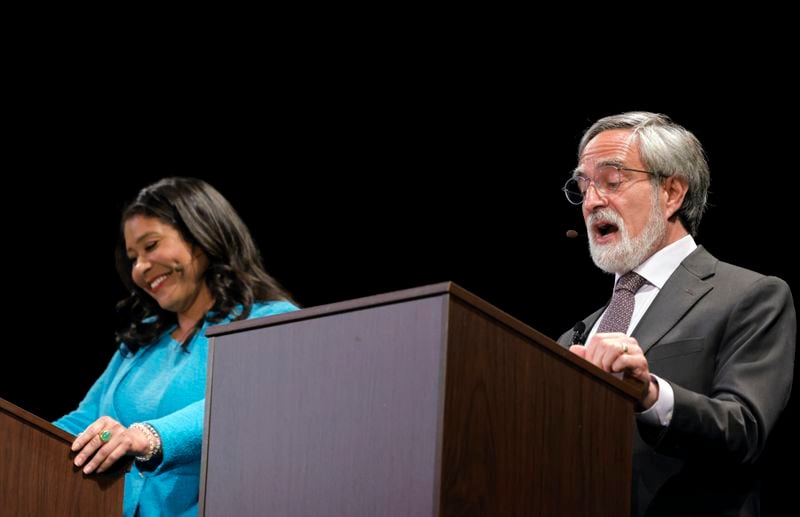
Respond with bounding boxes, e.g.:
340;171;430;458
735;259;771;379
587;209;624;229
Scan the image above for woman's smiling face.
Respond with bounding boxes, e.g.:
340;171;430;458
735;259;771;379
124;214;212;317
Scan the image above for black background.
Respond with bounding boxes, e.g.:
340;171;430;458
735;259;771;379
2;62;796;513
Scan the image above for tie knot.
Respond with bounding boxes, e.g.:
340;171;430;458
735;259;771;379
615;271;647;294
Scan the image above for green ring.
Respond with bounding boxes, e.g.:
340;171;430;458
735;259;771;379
99;430;112;443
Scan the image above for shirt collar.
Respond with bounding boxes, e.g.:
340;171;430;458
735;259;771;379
617;234;697;289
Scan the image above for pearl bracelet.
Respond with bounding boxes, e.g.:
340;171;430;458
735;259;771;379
130;422;162;462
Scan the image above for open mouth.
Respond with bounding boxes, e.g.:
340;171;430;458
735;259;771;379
598;223;617;236
593;221;620;240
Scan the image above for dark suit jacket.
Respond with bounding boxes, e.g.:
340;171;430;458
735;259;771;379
558;246;795;517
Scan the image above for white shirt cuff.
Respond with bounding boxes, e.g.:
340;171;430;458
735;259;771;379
635;374;674;427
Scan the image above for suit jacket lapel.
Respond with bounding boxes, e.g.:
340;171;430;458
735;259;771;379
558;306;606;347
583;308;604;340
632;245;716;354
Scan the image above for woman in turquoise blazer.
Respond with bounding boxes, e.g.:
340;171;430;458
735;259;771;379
54;177;298;517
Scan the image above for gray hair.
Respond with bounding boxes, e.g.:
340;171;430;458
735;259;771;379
578;111;709;236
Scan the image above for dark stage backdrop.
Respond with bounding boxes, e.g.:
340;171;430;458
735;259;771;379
3;102;796;513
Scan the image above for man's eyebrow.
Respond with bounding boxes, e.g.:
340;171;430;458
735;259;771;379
595;158;624;168
573;159;625;176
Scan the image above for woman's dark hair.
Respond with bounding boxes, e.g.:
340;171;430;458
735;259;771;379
114;177;294;351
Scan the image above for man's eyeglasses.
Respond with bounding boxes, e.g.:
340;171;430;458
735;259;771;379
562;165;658;205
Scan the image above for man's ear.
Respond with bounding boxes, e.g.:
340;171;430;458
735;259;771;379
663;176;688;220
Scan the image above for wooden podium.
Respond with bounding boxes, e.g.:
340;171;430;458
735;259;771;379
200;282;642;516
0;398;127;517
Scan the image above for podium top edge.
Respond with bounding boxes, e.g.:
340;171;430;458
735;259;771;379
206;281;644;401
0;397;76;443
207;281;458;338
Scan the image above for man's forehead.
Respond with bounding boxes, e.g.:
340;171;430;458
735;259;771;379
579;130;638;169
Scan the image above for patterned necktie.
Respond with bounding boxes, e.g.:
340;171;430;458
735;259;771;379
596;271;648;334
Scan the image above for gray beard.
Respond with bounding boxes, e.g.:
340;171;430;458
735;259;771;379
587;191;666;274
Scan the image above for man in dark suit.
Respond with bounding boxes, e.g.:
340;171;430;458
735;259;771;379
557;112;795;517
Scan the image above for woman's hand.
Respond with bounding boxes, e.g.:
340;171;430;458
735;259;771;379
71;416;149;473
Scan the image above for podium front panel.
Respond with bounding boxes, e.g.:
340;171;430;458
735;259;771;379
203;296;448;517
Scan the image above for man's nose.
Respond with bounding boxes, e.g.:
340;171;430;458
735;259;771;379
582;181;608;211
